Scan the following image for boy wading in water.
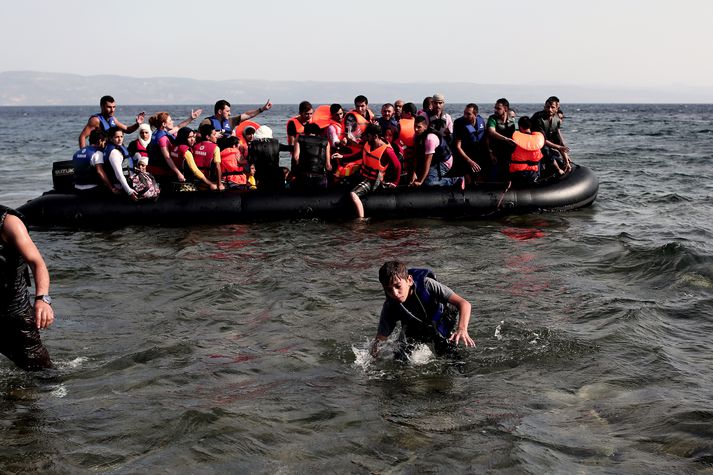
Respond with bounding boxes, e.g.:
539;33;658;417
370;261;475;360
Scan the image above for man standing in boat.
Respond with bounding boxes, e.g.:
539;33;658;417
78;95;145;148
201;99;272;138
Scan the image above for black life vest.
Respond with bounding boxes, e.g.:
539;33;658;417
416;130;451;165
0;206;31;313
297;135;328;175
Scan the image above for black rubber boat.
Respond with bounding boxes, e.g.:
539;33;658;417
17;165;598;228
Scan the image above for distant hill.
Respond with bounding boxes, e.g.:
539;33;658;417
1;71;711;105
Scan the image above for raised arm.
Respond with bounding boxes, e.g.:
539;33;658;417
233;99;272;126
173;108;203;133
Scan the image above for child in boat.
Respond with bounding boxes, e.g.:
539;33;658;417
246;163;257;190
370;260;475;360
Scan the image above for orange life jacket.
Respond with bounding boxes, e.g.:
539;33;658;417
341;110;370;158
287;116;307;139
510;131;545;173
398;118;416;147
234;120;260;148
311;105;332;129
360;142;390;182
220;147;247;185
328;120;343;139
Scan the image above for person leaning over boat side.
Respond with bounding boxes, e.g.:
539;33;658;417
410;116;462;188
531;96;571;177
428;93;454;144
509;116;546;186
200;99;272;138
293;123;332;191
174;127;218;191
78;95;145;148
349;123;400;219
0;205;54;370
146;110;202;185
104;127;138;201
370;260;475;360
73;129;121;196
191;123;224;191
486;98;517;181
128;123;151;163
452;103;487;183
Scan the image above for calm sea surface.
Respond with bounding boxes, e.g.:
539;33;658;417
1;103;713;473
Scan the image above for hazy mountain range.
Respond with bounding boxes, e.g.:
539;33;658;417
1;71;711;106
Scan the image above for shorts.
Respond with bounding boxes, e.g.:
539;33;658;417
352;179;380;198
1;302;52;371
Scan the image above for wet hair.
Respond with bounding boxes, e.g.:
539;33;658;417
329;103;343;115
148;111;170;129
403;102;417;115
88;129;106;145
518;116;531;130
214;100;230;114
299;101;313;114
100;95;115;106
496;98;510;110
546;96;560;106
379;261;409;287
354;95;368;105
106;126;123;139
175;127;194;146
465;103;479;113
198;123;215;138
414;115;428;126
303;123;321;135
364;123;382;137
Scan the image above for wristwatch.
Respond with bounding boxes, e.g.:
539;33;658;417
35;294;52;305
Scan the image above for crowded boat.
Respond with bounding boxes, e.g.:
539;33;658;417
20;93;596;226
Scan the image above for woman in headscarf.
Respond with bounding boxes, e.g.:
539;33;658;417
127;123;151;162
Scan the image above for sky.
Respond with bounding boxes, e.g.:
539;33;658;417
2;0;712;90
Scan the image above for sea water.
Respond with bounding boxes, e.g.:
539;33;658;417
1;103;712;473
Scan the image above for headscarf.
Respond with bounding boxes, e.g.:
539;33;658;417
137;123;151;148
253;125;273;140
